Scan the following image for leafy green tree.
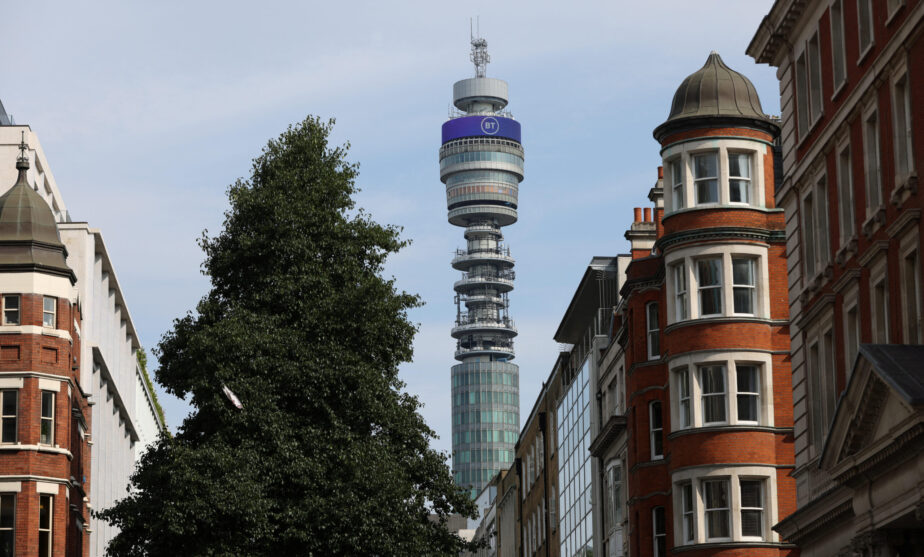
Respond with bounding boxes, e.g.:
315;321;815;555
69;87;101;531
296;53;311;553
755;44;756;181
99;117;478;556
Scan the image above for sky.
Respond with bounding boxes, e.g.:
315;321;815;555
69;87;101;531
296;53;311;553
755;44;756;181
0;1;779;457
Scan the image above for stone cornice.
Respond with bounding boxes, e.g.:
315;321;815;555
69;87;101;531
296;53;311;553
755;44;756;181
657;227;785;252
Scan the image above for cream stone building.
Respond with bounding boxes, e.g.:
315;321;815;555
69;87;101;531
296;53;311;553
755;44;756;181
0;111;164;556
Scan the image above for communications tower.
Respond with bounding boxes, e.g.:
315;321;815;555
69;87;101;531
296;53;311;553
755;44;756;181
441;33;522;496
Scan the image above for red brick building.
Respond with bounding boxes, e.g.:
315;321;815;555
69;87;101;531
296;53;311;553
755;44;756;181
615;53;797;557
0;142;90;556
748;1;924;554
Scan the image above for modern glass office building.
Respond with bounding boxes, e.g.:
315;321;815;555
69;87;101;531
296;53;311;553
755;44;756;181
442;35;522;497
557;359;593;557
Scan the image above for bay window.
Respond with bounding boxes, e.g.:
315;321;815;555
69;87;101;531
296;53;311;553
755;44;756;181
673;469;776;546
672;357;771;430
42;296;56;329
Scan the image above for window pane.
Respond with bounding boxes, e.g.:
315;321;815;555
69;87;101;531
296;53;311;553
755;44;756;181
1;392;14;416
732;259;754;285
698;259;721;286
740;480;761;507
696;180;718;204
43;297;54;313
728;153;750;178
694;154;717;178
41;393;53;418
39;496;50;529
0;495;13;528
733;288;753;314
729;180;749;203
742;510;762;537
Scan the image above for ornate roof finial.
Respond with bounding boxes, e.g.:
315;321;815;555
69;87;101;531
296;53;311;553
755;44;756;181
16;131;29;171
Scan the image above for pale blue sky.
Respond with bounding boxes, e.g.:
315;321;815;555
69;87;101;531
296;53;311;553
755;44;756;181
1;1;778;456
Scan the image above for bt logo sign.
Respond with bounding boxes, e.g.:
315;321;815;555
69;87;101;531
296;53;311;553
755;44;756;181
480;117;500;135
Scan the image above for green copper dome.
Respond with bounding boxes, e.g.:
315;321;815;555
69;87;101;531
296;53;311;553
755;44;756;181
0;157;74;282
654;52;777;141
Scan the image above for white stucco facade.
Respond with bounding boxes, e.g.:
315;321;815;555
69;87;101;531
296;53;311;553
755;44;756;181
0;125;164;556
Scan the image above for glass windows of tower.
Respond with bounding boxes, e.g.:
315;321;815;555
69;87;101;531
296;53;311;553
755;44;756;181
446;170;520;187
557;359;593;557
440;150;524;170
693;153;719;204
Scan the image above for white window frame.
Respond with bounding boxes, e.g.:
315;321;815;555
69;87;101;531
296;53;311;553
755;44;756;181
836;138;856;245
693;151;719;206
697;257;724;317
42;296;56;329
676;367;692;428
0;390;16;444
673;262;689;322
891;64;915;186
727;151;752;204
1;296;19;326
0;493;14;554
857;0;875;60
699;365;727;425
38;494;52;557
40;391;54;445
646;302;660;360
736;364;761;424
703;478;731;541
670;352;774;430
739;478;764;540
670;158;684;212
830;0;847;94
649;400;663;460
681;482;695;543
653;506;666;557
731;257;757;315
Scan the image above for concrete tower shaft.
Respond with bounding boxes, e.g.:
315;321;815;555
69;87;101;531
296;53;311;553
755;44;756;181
442;35;522;497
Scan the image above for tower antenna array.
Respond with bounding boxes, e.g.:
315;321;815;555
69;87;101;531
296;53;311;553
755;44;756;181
469;17;490;78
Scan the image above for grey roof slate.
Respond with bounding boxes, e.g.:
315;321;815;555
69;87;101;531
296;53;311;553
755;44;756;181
858;344;924;405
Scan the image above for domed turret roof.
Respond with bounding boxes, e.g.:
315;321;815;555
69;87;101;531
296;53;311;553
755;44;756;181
0;163;63;245
0;153;74;282
654;52;776;141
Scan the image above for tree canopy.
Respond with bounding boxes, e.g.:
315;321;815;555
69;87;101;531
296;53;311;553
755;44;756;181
99;117;478;556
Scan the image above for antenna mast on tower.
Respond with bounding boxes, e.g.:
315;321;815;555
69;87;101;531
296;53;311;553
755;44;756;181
469;17;490;78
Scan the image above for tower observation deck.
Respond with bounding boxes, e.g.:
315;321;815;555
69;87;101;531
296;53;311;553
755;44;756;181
442;34;521;497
